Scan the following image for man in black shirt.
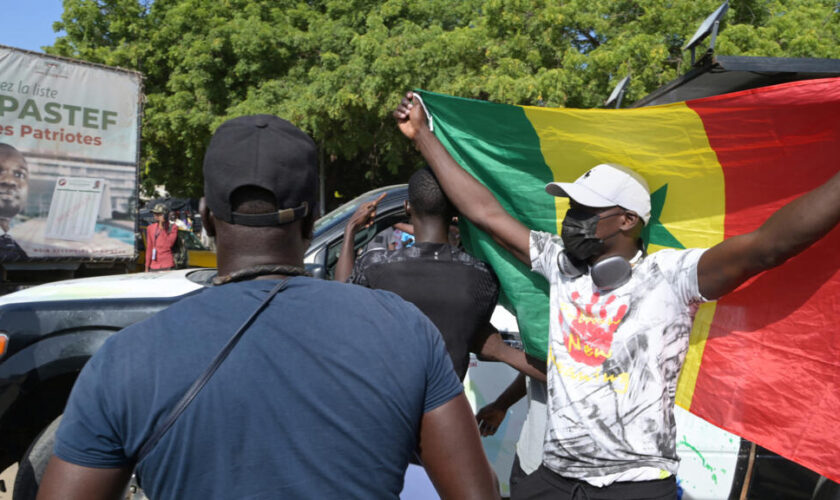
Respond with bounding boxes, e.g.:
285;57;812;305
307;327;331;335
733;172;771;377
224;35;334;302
336;168;543;381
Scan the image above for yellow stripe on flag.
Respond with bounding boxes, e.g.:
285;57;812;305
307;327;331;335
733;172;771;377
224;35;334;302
522;101;726;407
676;301;718;410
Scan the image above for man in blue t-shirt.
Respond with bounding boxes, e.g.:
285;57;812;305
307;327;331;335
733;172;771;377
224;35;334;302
38;115;500;499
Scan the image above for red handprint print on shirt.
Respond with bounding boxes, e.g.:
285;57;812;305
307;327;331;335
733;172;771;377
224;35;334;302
560;291;629;366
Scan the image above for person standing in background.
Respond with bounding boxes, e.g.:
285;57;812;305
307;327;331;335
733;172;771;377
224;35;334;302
476;374;548;494
145;203;178;272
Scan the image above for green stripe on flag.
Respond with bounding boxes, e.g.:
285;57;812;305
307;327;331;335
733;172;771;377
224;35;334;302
417;90;556;359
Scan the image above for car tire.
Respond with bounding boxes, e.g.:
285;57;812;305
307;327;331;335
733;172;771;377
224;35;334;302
13;415;62;500
814;477;840;500
12;415;150;500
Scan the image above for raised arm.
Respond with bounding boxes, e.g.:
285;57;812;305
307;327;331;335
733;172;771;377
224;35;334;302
334;193;386;283
394;92;531;266
698;170;840;300
418;393;501;499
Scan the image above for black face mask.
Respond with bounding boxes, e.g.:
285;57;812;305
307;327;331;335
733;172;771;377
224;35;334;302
561;208;622;263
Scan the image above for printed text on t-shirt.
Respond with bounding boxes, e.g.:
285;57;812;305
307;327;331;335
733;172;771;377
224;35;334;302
559;291;628;366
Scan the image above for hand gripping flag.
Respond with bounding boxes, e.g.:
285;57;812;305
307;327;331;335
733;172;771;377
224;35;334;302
416;78;840;482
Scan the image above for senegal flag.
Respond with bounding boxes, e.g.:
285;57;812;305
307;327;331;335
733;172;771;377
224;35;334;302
416;78;840;483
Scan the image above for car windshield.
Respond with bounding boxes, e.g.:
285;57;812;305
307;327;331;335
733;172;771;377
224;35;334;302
313;185;397;237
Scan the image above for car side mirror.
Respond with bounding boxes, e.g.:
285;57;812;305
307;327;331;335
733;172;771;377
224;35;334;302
307;264;326;280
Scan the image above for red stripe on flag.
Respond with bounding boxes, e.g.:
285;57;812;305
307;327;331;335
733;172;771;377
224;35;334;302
686;78;840;482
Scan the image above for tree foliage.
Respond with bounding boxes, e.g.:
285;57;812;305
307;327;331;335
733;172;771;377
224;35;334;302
48;0;840;206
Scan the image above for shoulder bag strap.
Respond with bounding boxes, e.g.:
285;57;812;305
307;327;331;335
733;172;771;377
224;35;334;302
134;278;290;464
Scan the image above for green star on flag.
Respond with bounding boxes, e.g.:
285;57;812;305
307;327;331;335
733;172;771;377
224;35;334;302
642;184;685;249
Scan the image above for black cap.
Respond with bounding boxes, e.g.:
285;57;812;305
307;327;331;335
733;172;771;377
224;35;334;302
203;115;317;226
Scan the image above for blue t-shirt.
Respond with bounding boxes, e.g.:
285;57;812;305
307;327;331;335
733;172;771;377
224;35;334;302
55;277;462;499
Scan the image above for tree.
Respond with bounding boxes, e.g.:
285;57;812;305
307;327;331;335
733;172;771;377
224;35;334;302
48;0;840;207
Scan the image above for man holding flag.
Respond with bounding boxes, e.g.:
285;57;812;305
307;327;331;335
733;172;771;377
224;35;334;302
394;91;840;499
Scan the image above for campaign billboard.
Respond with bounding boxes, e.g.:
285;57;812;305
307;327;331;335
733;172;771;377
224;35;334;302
0;45;141;262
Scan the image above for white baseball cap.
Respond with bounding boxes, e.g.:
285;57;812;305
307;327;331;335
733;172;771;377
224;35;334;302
545;163;651;224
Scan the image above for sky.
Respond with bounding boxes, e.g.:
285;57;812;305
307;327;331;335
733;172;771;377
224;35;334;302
2;0;66;52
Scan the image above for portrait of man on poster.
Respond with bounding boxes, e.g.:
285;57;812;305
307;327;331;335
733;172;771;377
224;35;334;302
0;143;29;261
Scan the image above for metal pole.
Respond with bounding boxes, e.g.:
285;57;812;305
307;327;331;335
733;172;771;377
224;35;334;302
319;141;326;217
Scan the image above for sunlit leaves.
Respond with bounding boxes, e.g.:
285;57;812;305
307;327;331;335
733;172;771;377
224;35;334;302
46;0;840;204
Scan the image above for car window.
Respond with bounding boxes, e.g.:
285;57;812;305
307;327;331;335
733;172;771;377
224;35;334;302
324;208;408;280
313;185;397;238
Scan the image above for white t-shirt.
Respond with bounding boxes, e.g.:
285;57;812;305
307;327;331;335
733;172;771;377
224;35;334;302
529;231;707;486
516;377;547;475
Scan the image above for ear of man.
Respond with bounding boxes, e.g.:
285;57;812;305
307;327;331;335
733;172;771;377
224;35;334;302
621;211;645;248
199;197;215;238
621;211;641;232
301;209;316;241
